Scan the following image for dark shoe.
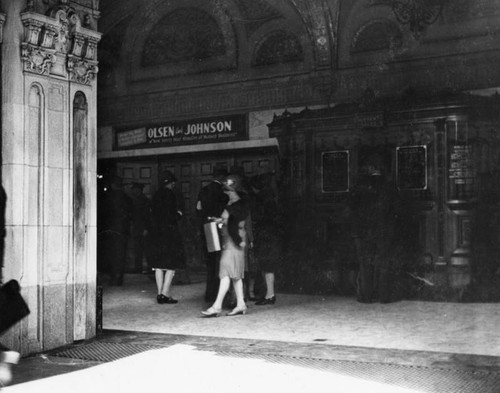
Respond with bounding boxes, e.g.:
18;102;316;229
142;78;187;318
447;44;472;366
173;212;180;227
163;296;178;304
157;294;166;304
255;296;276;305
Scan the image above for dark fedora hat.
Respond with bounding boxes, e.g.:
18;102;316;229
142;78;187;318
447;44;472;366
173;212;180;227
213;166;228;178
160;170;177;184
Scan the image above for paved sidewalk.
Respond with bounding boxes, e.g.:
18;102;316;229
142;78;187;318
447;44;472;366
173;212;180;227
7;330;500;393
103;274;500;356
5;273;500;392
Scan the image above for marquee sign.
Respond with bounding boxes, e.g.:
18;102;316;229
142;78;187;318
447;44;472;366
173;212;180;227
114;114;247;150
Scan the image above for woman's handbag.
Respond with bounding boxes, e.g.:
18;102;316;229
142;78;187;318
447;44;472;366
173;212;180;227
0;280;30;334
203;221;221;253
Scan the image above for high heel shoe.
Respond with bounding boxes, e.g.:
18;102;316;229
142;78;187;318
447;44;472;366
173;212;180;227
255;296;276;305
227;306;247;316
201;307;222;317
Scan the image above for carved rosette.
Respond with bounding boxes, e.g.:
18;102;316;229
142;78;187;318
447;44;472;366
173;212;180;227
20;9;101;85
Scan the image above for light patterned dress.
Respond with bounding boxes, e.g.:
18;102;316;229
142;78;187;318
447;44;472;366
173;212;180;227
218;200;249;279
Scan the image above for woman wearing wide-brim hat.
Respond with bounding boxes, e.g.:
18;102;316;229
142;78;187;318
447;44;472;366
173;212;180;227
149;170;186;304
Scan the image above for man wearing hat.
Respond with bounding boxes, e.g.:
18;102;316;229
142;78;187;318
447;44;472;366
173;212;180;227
149;170;186;304
196;166;229;302
350;152;402;303
130;182;151;274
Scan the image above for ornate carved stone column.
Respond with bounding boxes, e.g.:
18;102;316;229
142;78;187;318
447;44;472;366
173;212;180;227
1;1;101;354
20;5;101;85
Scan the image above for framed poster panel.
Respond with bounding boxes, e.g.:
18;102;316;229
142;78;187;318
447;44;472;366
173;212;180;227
321;151;349;193
396;145;427;190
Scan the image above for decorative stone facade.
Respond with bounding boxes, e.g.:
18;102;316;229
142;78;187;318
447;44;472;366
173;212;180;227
1;0;100;354
20;5;100;85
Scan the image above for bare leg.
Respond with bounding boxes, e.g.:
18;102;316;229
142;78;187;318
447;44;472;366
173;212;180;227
264;272;275;298
161;269;176;297
232;278;246;308
211;276;231;310
155;269;164;295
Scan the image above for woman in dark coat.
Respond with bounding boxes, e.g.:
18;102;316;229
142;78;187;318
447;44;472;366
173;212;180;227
251;170;280;305
150;171;186;304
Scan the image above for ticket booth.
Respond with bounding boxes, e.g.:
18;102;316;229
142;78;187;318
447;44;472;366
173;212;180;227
268;93;500;301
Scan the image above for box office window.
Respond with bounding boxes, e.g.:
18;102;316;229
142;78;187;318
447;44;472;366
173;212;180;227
396;145;427;190
321;151;349;193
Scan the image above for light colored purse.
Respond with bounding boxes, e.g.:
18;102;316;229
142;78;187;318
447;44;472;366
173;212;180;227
203;221;221;252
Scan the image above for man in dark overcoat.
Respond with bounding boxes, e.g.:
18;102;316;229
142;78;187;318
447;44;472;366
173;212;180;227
350;154;402;303
196;166;229;302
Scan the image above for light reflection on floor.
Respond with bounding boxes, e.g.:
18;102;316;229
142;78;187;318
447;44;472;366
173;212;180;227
4;344;423;393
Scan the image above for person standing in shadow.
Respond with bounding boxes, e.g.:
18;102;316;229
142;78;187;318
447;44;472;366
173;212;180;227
350;154;402;303
99;175;133;286
150;170;186;304
251;168;280;306
130;183;151;274
196;166;229;302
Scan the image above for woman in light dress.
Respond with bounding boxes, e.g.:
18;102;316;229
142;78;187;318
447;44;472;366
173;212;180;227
201;174;251;317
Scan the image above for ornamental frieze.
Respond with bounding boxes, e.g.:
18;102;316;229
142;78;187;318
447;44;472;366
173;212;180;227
20;8;101;84
99;78;321;126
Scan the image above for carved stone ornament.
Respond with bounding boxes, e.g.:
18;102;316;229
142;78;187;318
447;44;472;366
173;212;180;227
21;44;56;75
287;0;335;68
67;56;98;85
374;0;444;39
391;0;443;39
20;9;101;83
